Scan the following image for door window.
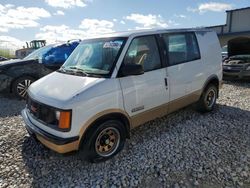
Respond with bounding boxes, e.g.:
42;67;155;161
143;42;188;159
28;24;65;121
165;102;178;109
163;33;200;66
43;45;75;65
123;36;161;72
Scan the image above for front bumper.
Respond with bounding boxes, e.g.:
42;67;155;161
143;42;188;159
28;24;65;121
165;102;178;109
21;109;80;153
223;65;250;78
0;73;12;93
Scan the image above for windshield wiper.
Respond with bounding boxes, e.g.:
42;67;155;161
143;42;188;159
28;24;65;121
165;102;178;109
59;66;89;76
68;66;90;76
57;66;67;73
68;66;83;70
59;66;106;78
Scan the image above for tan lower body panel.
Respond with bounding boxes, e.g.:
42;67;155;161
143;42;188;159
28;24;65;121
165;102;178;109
36;90;202;154
78;109;131;140
167;89;201;114
130;89;202;128
130;103;169;128
36;135;79;154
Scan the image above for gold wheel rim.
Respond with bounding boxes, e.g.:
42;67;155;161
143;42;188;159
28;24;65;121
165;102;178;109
95;127;120;157
205;89;216;108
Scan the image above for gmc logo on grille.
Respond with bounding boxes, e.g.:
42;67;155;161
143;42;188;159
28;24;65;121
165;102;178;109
31;105;37;113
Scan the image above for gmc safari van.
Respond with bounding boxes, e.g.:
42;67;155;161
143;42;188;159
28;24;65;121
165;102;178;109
22;29;222;162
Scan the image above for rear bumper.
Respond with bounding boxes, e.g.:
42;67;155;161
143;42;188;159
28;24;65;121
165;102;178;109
21;109;80;153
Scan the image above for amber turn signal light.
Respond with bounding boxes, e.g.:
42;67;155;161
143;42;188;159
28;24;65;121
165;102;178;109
58;111;71;129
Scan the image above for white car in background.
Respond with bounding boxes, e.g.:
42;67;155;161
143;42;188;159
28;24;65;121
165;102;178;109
22;28;222;162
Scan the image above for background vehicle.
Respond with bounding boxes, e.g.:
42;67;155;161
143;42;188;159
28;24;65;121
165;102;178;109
15;40;46;59
0;56;8;62
223;38;250;79
0;40;79;98
221;45;228;61
22;29;222;162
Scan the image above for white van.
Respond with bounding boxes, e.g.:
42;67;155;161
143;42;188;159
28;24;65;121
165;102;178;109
22;29;222;162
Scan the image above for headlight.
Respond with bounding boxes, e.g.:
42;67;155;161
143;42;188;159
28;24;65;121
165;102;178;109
55;111;60;120
55;110;71;130
27;96;72;131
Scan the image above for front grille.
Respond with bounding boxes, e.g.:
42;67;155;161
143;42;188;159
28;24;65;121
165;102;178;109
223;69;241;73
223;65;243;72
27;96;58;126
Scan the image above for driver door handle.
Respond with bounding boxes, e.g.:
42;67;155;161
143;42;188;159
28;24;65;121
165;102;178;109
164;78;168;89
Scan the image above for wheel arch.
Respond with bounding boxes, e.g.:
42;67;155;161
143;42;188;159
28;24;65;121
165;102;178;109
79;110;131;150
202;75;220;97
10;74;38;93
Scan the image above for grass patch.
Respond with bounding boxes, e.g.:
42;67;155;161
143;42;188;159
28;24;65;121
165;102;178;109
0;48;15;59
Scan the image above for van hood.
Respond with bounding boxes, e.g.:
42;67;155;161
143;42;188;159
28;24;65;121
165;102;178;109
228;38;250;57
28;71;104;103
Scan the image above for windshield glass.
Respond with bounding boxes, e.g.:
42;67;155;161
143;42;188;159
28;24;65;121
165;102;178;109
61;37;126;76
23;45;53;60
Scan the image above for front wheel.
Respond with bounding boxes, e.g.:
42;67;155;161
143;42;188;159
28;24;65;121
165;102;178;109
12;76;35;99
196;84;218;112
83;120;126;163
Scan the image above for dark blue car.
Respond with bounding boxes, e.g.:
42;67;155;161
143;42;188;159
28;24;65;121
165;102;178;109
0;41;79;98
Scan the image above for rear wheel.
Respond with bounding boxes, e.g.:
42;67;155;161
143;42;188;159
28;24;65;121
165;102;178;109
196;84;218;112
12;76;35;99
83;120;126;163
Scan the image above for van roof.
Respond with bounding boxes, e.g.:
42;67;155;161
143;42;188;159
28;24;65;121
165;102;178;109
84;28;212;40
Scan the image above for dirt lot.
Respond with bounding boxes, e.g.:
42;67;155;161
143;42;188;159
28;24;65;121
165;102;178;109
0;80;250;188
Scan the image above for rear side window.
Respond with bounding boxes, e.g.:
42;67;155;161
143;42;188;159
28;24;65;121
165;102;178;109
123;36;161;72
163;33;200;66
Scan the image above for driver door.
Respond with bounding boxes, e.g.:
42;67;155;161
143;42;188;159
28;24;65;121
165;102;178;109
118;35;169;128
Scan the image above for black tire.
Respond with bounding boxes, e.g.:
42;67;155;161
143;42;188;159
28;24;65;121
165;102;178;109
196;84;218;113
12;76;35;99
82;120;126;163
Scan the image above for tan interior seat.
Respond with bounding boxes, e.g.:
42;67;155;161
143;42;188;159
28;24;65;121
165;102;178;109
138;53;147;66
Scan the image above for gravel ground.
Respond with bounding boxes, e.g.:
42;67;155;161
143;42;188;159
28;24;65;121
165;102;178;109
0;80;250;188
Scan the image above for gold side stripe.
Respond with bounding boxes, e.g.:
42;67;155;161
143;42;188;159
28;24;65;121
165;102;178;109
130;89;202;128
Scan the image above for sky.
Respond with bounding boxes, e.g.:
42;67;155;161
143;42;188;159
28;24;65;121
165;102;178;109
0;0;249;49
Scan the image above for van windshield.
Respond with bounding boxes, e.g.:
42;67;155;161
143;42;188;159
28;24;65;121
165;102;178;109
61;37;127;77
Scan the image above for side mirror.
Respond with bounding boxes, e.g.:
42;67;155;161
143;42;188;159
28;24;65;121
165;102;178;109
119;63;144;77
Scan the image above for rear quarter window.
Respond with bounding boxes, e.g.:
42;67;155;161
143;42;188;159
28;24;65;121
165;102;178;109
163;32;200;66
